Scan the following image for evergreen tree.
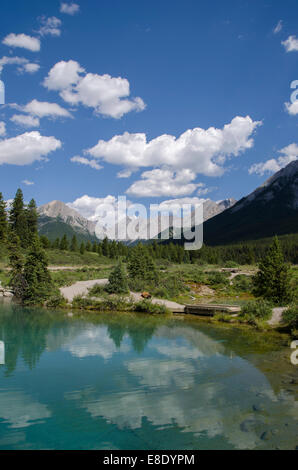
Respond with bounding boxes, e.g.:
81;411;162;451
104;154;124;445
86;240;92;252
253;236;292;304
127;244;158;281
109;240;118;258
53;238;60;249
70;235;78;252
106;261;129;294
92;242;97;253
0;192;7;243
10;188;27;243
40;235;51;249
26;199;38;244
23;235;53;305
8;232;26;299
80;242;85;254
97;244;103;256
60;234;69;251
102;237;110;257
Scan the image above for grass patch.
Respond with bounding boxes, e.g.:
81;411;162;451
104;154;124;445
213;313;235;323
51;267;112;287
46;249;112;266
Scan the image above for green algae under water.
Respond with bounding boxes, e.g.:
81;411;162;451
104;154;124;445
0;300;297;450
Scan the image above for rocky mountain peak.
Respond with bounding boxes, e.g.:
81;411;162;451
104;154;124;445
38;200;96;235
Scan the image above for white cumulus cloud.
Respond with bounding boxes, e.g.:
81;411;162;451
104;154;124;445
117;169;133;178
67;194;119;221
43;60;146;118
285;101;298;115
71;156;103;170
86;116;261;175
0;56;40;74
23;63;40;73
10;114;40;128
0;131;61;166
22;180;34;186
43;59;84;90
282;35;298;52
249;143;298;176
60;2;80;15
2;33;40;52
38;16;62;37
20;99;72;119
126;168;199;197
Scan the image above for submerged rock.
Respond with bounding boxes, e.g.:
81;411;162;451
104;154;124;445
252;404;265;412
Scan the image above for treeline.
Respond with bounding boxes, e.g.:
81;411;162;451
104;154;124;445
0;189;54;304
40;233;129;258
187;235;298;265
124;238;298;265
34;232;298;265
0;189;38;248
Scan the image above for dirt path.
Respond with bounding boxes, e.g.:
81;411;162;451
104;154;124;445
268;307;287;326
49;266;85;271
49;265;113;271
60;279;109;302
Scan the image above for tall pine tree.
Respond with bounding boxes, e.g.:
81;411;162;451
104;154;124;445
106;261;129;294
23;235;53;305
0;192;7;243
253;236;292;305
8;233;26;299
10;189;26;243
70;235;78;252
26;199;38;245
60;234;69;251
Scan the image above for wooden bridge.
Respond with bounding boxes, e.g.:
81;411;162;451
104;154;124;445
180;303;241;316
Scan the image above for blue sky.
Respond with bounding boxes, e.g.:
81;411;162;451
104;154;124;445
0;0;298;219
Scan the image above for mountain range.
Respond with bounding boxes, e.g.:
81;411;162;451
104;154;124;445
203;160;298;245
37;198;237;243
37;160;298;246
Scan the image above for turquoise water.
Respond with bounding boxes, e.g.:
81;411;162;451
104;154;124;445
0;301;297;450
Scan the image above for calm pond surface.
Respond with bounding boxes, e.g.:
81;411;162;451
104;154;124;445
0;300;297;450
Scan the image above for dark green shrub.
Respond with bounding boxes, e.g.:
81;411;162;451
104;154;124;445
239;300;272;325
134;300;169;314
72;294;134;312
282;305;298;330
224;261;239;268
232;274;253;292
72;295;90;309
88;283;106;297
207;271;230;287
46;293;67;308
151;286;169;299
